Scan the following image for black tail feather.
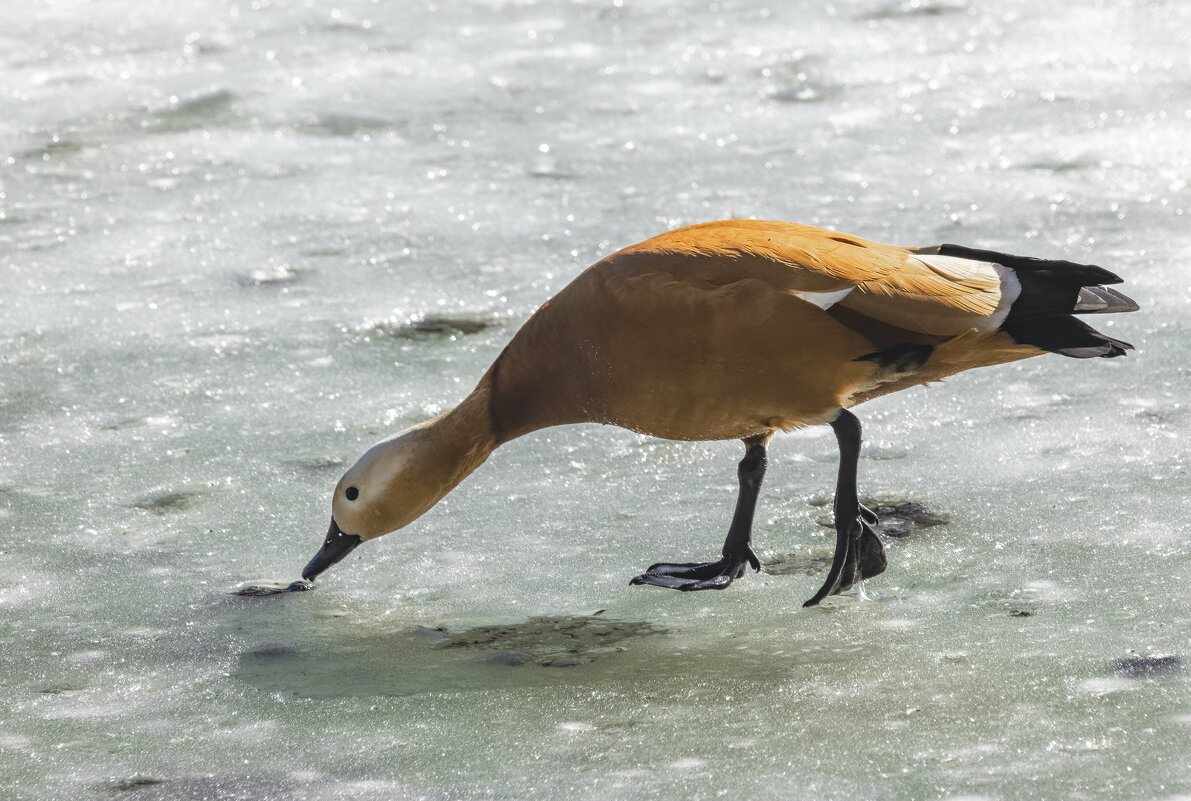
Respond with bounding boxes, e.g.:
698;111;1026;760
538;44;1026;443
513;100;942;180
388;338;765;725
913;242;1138;359
1002;315;1133;359
915;243;1125;285
1073;286;1140;315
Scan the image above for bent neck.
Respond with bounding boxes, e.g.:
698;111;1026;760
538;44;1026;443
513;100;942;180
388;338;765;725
334;377;501;538
418;375;500;497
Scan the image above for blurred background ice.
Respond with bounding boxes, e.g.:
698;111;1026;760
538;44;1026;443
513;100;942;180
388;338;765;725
1;0;1188;799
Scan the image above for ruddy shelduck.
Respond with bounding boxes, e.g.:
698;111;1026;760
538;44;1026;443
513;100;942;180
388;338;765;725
302;220;1137;606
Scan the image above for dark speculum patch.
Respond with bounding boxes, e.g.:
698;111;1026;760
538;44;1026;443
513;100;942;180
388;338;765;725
855;343;934;373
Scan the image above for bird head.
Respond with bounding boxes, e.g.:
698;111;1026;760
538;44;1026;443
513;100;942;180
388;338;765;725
301;424;452;581
300;405;496;582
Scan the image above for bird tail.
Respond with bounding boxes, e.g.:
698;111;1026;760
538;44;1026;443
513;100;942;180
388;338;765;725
913;243;1139;358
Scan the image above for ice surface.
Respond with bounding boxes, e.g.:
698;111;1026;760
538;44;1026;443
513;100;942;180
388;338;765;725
2;0;1189;799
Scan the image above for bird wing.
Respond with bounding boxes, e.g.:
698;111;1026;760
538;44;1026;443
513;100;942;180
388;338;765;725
621;219;1017;336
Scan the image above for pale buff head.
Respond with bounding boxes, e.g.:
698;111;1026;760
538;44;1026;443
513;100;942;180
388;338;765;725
301;396;497;581
332;426;445;540
302;425;445;580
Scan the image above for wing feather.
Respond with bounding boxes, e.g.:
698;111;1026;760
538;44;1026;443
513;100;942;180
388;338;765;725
619;220;1017;336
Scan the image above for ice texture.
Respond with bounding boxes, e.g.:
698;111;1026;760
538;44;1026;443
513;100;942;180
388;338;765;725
1;0;1188;799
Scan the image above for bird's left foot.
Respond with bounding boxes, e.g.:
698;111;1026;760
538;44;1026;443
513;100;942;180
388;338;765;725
803;515;887;607
630;548;761;591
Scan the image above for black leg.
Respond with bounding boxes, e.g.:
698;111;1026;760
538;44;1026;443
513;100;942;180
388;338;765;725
631;439;767;591
803;409;887;607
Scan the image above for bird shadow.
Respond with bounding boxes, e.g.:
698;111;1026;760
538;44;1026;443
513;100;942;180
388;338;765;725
231;610;872;698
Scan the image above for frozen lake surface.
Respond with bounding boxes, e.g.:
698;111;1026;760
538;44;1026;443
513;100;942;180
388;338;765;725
2;0;1189;798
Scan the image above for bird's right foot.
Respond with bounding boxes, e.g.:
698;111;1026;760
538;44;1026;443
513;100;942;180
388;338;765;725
630;548;761;591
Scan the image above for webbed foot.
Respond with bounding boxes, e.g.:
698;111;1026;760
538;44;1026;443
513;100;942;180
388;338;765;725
630;548;761;591
803;516;887;607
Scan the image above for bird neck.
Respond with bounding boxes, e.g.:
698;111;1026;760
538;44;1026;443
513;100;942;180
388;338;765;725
421;375;500;495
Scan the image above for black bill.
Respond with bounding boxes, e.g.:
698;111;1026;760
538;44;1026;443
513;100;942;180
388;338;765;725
302;518;362;580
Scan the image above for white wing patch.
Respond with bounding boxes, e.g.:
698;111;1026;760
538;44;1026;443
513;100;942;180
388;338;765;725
911;254;1021;332
791;286;855;310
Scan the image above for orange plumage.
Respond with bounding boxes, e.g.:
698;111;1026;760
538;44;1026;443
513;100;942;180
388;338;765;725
304;220;1137;606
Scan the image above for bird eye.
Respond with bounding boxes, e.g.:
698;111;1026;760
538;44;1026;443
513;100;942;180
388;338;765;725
345;486;359;501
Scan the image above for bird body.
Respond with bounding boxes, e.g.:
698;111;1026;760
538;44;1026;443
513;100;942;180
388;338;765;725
303;220;1137;604
486;220;1051;443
